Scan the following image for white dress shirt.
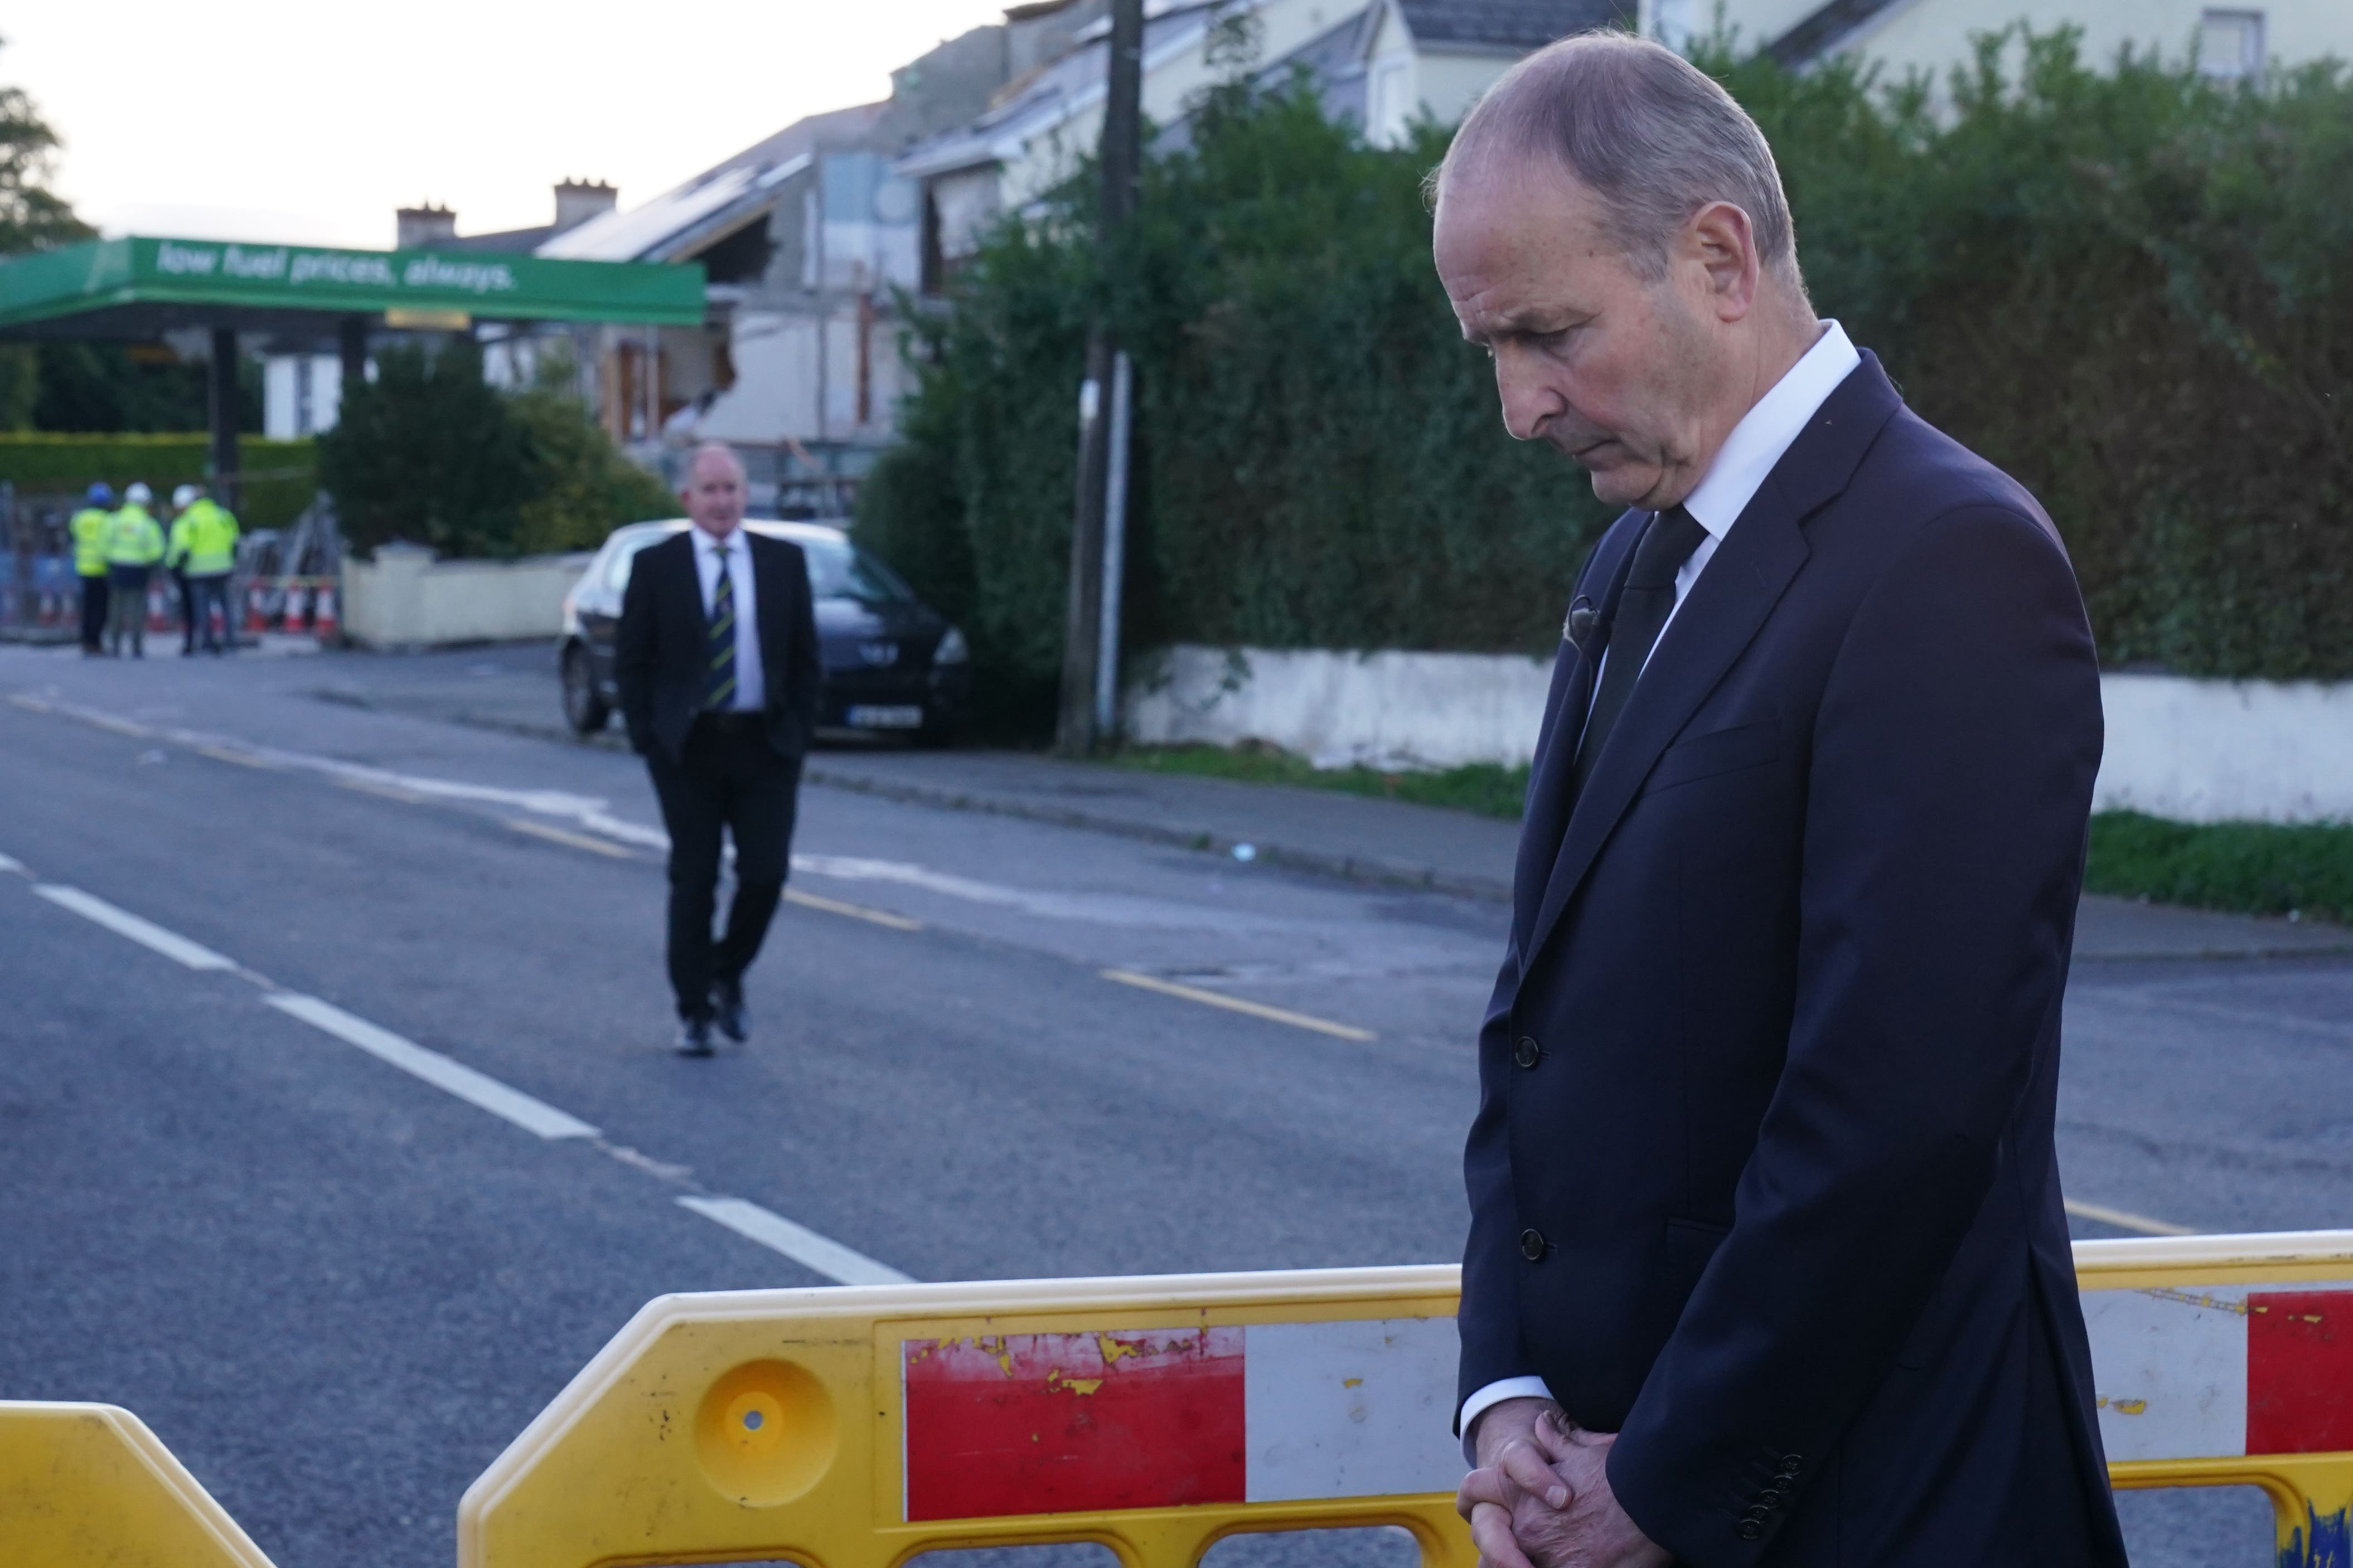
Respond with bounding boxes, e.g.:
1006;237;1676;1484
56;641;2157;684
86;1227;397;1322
691;523;765;713
1459;320;1862;1460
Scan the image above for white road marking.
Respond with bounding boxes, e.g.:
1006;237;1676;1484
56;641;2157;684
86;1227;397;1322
2065;1198;2195;1237
34;885;238;970
265;993;601;1141
792;852;1299;931
11;859;903;1284
675;1195;914;1286
1101;968;1377;1041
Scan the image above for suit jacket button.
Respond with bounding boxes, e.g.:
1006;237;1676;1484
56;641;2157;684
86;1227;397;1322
1519;1229;1548;1261
1513;1036;1542;1069
1736;1522;1763;1541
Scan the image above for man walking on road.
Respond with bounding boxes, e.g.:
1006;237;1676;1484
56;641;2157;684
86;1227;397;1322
1435;35;2121;1568
616;442;822;1056
103;482;164;659
70;483;114;656
166;483;240;656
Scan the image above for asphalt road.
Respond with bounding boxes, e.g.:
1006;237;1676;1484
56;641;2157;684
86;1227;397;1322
5;643;2345;1566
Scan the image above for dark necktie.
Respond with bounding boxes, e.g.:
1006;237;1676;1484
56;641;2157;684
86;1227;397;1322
704;548;737;711
1571;505;1708;798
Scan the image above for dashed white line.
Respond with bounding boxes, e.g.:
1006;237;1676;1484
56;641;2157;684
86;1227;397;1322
264;993;601;1141
14;866;911;1282
675;1195;913;1286
35;885;238;970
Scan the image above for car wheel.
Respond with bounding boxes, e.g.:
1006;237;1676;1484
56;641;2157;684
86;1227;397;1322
561;644;611;736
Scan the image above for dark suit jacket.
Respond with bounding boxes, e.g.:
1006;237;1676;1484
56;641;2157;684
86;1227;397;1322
1459;354;2126;1566
614;528;823;763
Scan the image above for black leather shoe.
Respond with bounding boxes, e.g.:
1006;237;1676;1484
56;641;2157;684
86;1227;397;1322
676;1016;716;1056
711;975;747;1043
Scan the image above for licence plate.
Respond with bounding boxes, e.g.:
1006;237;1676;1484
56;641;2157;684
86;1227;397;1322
846;704;925;730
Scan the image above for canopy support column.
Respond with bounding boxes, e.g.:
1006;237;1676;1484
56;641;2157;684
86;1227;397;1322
207;327;239;512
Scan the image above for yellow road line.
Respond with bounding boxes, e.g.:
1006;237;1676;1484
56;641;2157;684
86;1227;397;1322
786;888;923;931
7;694;52;712
2065;1198;2195;1237
507;819;635;858
337;777;430;805
196;744;275;769
1101;969;1376;1041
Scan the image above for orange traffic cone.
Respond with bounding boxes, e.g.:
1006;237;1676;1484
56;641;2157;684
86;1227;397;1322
312;583;339;642
246;583;268;635
283;584;311;635
146;580;171;632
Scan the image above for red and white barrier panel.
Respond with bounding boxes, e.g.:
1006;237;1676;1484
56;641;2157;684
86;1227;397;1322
2086;1281;2353;1461
902;1318;1461;1521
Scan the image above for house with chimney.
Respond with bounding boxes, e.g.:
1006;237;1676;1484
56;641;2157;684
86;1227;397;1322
258;179;619;440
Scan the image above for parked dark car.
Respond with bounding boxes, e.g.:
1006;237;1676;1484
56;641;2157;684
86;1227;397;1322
558;519;970;742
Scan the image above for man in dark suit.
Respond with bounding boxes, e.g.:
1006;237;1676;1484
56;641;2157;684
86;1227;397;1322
616;443;823;1056
1430;34;2124;1568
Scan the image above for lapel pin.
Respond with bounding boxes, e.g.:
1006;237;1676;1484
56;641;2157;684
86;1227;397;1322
1564;595;1599;649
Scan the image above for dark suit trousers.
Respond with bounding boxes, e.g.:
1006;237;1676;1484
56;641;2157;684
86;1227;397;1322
645;714;802;1020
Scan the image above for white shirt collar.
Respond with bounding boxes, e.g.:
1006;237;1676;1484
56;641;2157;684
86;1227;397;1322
1679;320;1861;542
692;523;745;555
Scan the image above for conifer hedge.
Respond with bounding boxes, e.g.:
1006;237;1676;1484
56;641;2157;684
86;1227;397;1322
861;28;2353;726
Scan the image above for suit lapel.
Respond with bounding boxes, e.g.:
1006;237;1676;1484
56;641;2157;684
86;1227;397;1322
1518;354;1905;973
1512;515;1644;943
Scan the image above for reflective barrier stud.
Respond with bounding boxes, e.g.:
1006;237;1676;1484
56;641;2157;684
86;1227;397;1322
696;1357;837;1507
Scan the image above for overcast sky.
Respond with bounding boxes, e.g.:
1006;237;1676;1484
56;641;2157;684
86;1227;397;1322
9;0;1012;251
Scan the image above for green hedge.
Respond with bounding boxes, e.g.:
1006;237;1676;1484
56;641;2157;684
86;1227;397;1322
0;433;317;533
863;28;2353;733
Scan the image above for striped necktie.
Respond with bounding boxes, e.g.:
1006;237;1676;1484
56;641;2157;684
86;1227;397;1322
704;546;737;711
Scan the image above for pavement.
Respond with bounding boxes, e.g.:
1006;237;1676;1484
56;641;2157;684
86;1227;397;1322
2;638;2344;1568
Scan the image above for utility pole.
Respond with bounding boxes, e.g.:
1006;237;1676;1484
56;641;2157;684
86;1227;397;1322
207;326;241;514
1056;0;1144;755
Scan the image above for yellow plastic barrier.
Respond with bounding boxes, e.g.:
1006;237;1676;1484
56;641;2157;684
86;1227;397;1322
2083;1230;2353;1567
460;1265;1474;1568
0;1400;277;1567
464;1234;2353;1568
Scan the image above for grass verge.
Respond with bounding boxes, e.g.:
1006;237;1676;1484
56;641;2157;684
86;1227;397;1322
1106;747;2352;924
2084;810;2353;924
1103;742;1531;819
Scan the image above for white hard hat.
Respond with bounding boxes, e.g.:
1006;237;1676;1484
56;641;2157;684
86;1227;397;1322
125;482;153;506
172;483;200;509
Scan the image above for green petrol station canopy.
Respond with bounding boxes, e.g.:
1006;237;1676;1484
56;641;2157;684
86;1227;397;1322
0;235;707;341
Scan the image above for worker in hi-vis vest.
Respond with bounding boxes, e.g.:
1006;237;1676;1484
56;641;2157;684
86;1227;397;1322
166;483;240;656
103;482;164;658
71;482;115;656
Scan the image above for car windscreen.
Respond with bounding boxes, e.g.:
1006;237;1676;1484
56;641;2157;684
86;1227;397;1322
800;538;914;605
604;530;675;595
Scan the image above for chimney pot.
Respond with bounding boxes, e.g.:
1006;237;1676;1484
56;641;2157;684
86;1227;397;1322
395;202;458;250
553;179;619;234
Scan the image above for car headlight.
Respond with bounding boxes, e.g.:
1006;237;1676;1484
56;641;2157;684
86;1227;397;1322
935;626;969;665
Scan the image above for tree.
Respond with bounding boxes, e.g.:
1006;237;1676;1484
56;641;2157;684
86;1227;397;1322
319;341;535;558
321;339;679;559
0;38;91;430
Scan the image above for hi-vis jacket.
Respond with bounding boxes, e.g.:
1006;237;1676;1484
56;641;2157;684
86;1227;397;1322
167;499;241;576
103;505;166;568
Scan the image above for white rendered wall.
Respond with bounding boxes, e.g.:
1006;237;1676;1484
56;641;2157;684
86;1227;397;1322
1124;645;2353;823
342;545;593;648
1686;0;2353;79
